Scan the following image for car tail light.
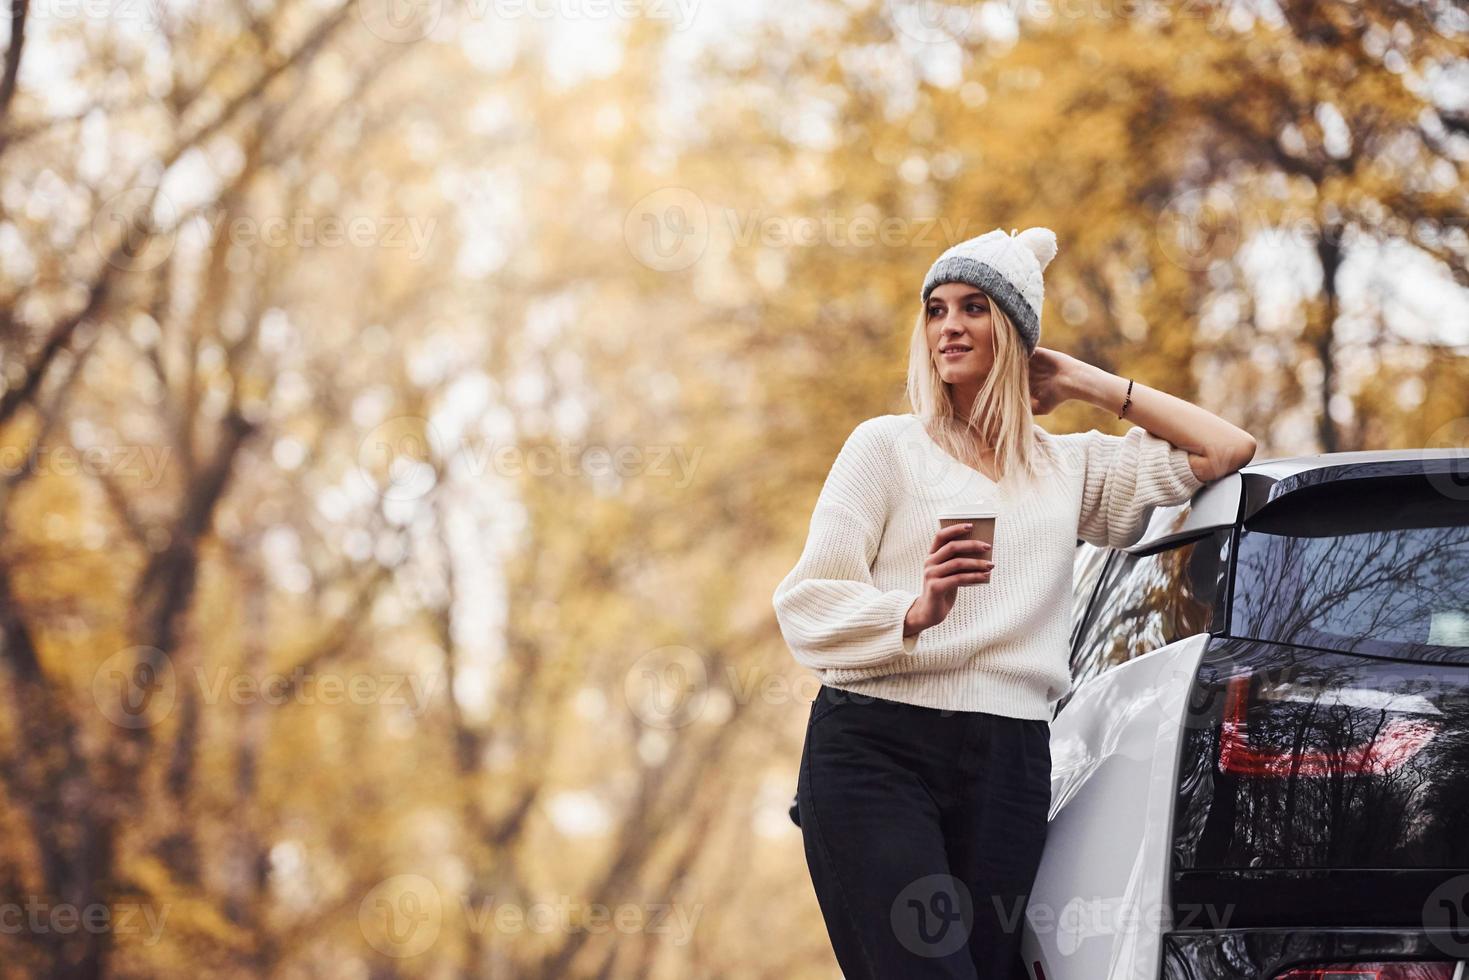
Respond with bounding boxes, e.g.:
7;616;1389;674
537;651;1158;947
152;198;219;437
1274;963;1460;979
1218;669;1441;777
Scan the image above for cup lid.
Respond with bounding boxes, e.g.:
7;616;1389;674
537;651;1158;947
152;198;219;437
938;507;997;519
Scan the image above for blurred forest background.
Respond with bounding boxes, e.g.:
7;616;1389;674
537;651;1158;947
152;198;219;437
0;0;1465;976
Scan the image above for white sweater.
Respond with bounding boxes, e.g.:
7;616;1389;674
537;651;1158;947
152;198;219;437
771;413;1207;720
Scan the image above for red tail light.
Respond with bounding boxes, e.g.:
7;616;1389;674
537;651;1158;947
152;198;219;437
1218;670;1440;777
1274;962;1460;979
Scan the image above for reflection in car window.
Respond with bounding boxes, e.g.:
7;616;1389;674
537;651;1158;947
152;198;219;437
1070;541;1110;648
1069;530;1227;696
1234;480;1469;661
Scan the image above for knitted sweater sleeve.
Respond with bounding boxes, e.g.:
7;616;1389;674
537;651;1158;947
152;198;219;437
1076;426;1207;549
771;420;922;671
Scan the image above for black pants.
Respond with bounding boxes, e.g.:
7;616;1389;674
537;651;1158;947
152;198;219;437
796;684;1051;980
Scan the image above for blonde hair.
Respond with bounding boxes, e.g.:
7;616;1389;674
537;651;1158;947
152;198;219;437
903;295;1061;489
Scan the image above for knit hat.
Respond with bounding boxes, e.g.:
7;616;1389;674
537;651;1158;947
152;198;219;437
919;226;1058;355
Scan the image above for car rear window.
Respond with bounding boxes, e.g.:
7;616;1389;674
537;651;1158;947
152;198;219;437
1232;476;1469;662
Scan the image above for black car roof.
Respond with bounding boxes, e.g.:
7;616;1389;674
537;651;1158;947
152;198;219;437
1118;449;1468;555
1241;449;1467;521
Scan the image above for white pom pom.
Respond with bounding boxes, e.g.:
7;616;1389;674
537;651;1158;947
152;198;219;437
1015;227;1058;270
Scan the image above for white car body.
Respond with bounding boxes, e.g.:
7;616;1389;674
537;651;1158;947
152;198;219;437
1020;633;1211;980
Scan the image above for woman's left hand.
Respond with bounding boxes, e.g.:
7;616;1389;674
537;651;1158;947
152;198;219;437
1028;345;1078;416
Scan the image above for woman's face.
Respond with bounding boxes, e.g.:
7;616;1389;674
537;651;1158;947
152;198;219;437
925;282;996;387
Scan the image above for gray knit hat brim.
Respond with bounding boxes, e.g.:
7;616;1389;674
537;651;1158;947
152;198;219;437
918;226;1058;356
920;256;1039;354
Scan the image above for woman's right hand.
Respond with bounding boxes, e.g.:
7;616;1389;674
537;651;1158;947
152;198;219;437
903;522;994;637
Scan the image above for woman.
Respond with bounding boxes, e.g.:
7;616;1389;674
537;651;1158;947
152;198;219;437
771;226;1256;979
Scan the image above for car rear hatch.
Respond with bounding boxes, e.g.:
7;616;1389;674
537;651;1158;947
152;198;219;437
1166;468;1469;975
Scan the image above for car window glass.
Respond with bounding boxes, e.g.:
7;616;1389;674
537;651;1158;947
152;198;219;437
1069;529;1228;696
1071;541;1110;649
1234;480;1469;660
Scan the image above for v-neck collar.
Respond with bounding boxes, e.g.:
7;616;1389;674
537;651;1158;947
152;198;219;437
908;415;1004;489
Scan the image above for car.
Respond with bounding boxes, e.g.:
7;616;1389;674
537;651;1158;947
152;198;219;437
789;447;1469;980
1025;447;1469;980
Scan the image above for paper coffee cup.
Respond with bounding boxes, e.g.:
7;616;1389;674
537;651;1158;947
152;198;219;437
937;507;997;551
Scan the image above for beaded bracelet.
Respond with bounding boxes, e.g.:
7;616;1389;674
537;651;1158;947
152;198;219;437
1119;378;1134;419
